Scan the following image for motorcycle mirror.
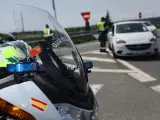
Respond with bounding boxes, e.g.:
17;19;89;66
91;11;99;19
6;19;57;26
84;61;93;69
29;46;42;57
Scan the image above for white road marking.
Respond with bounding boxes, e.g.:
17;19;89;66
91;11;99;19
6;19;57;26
90;84;104;95
106;48;114;57
117;59;156;82
81;56;116;63
64;62;133;73
63;56;116;63
151;84;160;93
80;49;112;55
127;73;153;82
99;47;157;82
89;51;111;55
38;46;157;82
76;41;99;48
80;50;99;55
92;68;135;73
93;67;101;69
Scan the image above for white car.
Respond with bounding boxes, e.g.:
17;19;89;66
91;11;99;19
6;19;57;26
141;21;157;32
141;21;158;36
108;21;159;58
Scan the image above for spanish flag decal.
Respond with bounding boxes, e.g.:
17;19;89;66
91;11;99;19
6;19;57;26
31;98;48;111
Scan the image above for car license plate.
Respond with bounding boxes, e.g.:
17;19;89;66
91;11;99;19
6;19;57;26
133;51;144;54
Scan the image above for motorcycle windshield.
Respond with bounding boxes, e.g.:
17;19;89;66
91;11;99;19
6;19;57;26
13;5;88;93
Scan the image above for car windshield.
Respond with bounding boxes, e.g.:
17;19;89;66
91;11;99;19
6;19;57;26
144;22;152;26
116;23;149;33
9;4;87;90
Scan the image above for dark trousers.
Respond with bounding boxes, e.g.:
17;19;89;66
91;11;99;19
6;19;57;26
99;33;107;49
44;36;53;49
100;40;106;48
98;31;109;52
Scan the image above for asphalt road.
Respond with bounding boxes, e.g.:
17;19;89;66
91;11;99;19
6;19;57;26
74;40;160;120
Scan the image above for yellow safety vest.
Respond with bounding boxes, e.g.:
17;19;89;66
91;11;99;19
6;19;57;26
98;21;105;31
43;28;53;37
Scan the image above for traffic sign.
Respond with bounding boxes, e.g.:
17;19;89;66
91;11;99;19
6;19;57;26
81;12;90;22
139;12;142;19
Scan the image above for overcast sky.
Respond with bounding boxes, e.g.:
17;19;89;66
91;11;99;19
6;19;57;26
0;0;160;32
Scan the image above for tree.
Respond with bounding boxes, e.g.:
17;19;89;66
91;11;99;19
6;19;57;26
105;10;113;29
106;10;111;22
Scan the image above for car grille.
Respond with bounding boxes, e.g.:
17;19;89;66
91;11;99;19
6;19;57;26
125;43;152;50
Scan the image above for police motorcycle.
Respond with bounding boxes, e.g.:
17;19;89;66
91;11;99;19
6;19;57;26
0;4;99;120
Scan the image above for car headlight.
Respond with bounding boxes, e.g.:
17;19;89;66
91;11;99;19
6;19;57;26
116;38;126;44
152;30;158;36
150;36;157;42
55;103;99;120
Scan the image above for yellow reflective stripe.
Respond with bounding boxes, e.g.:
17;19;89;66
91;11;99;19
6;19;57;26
2;47;16;58
0;61;12;67
14;48;26;59
2;47;25;59
0;46;26;67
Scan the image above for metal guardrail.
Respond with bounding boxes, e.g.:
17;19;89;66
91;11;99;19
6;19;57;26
68;30;98;35
23;30;98;43
68;30;98;38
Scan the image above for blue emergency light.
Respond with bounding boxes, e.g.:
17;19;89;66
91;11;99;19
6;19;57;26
84;61;93;69
7;62;39;73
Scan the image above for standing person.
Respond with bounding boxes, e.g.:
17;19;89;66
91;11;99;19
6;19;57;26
98;17;105;33
43;24;54;48
98;17;108;53
43;24;54;38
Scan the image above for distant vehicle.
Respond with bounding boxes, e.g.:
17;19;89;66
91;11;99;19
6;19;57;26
108;21;159;58
141;21;157;32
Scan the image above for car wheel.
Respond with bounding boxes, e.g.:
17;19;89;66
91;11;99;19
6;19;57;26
152;52;159;58
112;45;118;58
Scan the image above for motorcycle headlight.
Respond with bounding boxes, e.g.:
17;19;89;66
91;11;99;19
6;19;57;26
55;103;99;120
0;98;35;120
116;38;126;44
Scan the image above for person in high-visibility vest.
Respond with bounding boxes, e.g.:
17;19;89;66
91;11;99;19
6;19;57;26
43;24;54;49
98;16;113;53
97;17;105;33
43;24;54;38
98;17;109;52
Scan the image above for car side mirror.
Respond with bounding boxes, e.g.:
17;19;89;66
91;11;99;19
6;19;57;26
84;61;93;73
